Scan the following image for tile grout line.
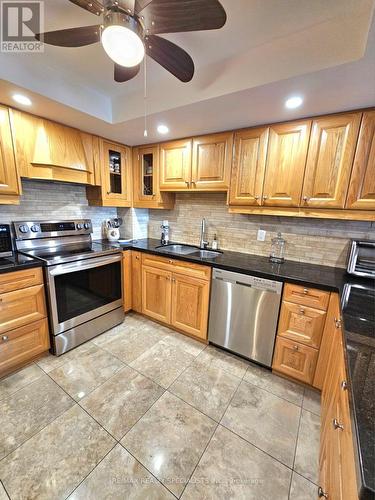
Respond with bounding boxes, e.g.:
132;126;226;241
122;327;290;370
0;479;10;500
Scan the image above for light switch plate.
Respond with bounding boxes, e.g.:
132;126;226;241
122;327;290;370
257;229;266;241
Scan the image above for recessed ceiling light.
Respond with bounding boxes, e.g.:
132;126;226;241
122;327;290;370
157;124;169;135
12;94;32;106
285;96;303;109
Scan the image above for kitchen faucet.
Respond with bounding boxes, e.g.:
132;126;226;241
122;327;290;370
200;218;209;249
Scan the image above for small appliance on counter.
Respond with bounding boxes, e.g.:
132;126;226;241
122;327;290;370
0;224;12;258
104;217;123;242
347;240;375;279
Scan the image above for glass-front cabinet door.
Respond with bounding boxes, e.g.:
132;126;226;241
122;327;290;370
102;140;132;206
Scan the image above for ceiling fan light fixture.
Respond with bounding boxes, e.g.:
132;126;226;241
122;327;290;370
102;13;144;68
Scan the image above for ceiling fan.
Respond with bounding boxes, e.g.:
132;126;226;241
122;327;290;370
35;0;227;83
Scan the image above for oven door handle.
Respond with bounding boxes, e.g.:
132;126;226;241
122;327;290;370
48;253;122;276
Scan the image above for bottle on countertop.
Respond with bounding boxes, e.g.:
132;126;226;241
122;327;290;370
212;233;218;250
269;232;286;263
161;220;170;245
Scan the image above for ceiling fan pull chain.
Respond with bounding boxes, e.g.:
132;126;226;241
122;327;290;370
143;55;148;137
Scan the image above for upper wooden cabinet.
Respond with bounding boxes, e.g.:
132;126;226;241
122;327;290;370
159;139;192;190
87;139;132;207
133;145;174;209
0;106;20;204
346;110;375;210
302;112;362;208
191;132;233;191
229;127;269;206
262;120;311;207
10;109;99;186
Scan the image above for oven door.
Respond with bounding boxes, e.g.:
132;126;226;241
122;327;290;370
46;253;123;335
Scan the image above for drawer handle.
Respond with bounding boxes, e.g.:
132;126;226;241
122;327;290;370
303;288;309;294
333;418;344;431
168;259;173;264
318;486;328;498
293;345;299;351
334;318;341;329
2;335;9;342
341;380;348;391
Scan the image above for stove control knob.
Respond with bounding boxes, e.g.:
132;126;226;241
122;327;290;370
30;225;40;233
18;224;29;234
83;222;90;230
76;223;83;230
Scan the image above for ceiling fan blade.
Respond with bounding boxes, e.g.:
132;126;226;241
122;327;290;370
117;0;136;14
35;25;101;47
145;35;194;82
140;0;226;34
135;0;153;13
114;63;141;82
68;0;104;16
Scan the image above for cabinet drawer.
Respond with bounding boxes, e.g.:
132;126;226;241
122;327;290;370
284;283;330;310
0;319;50;377
272;337;318;384
141;253;211;280
278;301;326;348
0;267;43;294
0;284;47;334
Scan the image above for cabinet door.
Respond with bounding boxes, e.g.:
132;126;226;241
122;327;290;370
142;265;171;324
102;141;132;206
171;274;209;340
229;127;269;206
159;139;192;190
0;106;20;201
272;337;318;384
302;112;361;208
278;301;326;349
0;284;46;334
191;132;233;191
346;110;375;210
123;251;132;312
262;120;311;206
131;251;142;313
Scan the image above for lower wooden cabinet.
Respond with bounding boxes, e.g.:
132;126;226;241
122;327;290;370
131;251;142;313
0;284;46;334
272;337;318;384
122;251;132;312
142;265;172;323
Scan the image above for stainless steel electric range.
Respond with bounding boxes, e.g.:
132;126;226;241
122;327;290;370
13;219;124;355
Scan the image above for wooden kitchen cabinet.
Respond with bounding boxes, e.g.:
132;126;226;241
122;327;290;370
283;283;330;311
229;126;269;206
191;132;233;191
133;145;175;208
171;273;210;340
10;109;99;186
262;120;311;207
0;105;21;205
346;110;375;210
159;139;192;190
123;251;132;312
87;139;132;207
142;265;172;323
131;251;142;313
273;336;318;384
302;112;362;208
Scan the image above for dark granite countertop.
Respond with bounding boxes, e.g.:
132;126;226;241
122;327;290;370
100;237;375;498
0;253;43;274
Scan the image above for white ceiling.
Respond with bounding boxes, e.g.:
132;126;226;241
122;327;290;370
0;0;374;145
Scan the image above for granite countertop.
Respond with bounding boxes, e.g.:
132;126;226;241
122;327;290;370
0;253;43;274
99;237;375;498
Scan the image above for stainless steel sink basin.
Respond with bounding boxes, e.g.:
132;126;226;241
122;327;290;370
189;250;222;259
155;244;199;255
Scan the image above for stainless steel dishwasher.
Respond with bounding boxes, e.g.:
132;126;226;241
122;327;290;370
208;268;283;367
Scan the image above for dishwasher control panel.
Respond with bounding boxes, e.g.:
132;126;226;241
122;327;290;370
212;268;283;294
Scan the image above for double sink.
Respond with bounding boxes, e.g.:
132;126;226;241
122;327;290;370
155;244;222;259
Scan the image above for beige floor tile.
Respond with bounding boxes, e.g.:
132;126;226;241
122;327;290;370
80;366;164;439
0;376;74;459
48;346;124;401
121;392;216;497
0;364;44;401
162;332;206;357
36;341;97;373
243;363;304;405
169;361;240;421
130;340;195;389
68;444;174;499
0;405;115;500
221;380;300;467
294;409;320;483
0;481;8;500
290;471;317;499
195;346;249;379
303;388;321;416
182;425;291;500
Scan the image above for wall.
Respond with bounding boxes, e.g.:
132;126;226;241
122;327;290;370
149;193;375;268
118;207;148;240
0;180;118;240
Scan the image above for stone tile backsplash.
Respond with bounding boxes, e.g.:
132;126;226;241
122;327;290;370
148;193;375;268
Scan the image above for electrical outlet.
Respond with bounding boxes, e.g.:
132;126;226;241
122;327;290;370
257;229;266;242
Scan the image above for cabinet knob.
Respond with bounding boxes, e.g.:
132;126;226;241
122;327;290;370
172;278;176;282
303;288;309;294
318;486;328;498
263;195;268;200
303;196;309;202
341;380;348;390
300;308;305;315
2;335;9;342
191;180;196;185
334;318;341;329
135;256;140;260
333;418;344;431
185;181;190;187
293;345;299;351
254;195;260;200
166;276;170;281
168;260;173;264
